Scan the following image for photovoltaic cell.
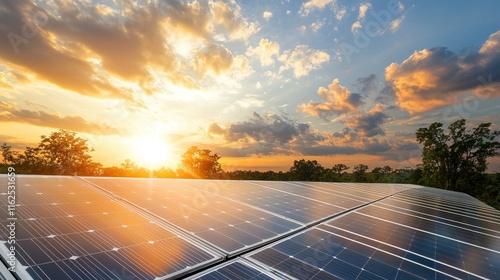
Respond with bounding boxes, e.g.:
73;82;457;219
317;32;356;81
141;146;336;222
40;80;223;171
181;180;347;224
1;175;499;280
186;259;277;280
246;187;500;280
81;177;302;254
0;176;222;280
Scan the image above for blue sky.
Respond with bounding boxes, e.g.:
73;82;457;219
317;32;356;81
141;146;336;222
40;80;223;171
0;0;499;171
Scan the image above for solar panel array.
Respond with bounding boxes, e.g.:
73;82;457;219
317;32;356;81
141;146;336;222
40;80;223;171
1;175;499;279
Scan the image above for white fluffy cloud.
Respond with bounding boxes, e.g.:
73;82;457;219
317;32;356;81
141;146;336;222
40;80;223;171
263;11;273;20
299;0;336;16
246;39;280;67
278;45;330;78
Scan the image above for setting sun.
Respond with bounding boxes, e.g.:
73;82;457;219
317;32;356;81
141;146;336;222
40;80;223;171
133;136;172;169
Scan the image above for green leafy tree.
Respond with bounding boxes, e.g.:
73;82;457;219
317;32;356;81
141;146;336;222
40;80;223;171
352;164;369;182
180;146;222;178
416;119;500;193
369;166;393;182
289;159;325;181
322;163;349;181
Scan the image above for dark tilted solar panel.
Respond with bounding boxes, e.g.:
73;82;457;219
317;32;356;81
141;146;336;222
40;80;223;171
186;259;280;280
246;186;500;280
0;176;222;280
81;177;302;255
183;180;346;225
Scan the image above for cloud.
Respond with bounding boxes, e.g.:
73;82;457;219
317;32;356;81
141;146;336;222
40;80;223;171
191;43;234;77
300;79;365;119
278;45;330;78
385;30;500;113
333;4;347;21
208;112;326;155
0;0;258;104
0;72;13;89
209;112;314;144
390;13;406;31
163;0;213;40
207;111;416;159
351;3;371;34
351;21;362;33
0;0;140;101
358;3;372;21
343;104;391;137
230;55;254;80
246;39;280;67
263;11;273;20
299;0;336;16
210;0;259;41
356;74;377;95
234;94;265;108
0;101;120;135
311;19;326;32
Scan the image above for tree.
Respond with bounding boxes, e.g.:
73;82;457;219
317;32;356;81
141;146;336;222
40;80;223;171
180;146;222;178
370;166;393;182
332;163;350;175
1;143;19;165
322;163;349;181
352;164;369;182
36;130;101;175
416;119;500;193
2;130;101;175
289;159;325;181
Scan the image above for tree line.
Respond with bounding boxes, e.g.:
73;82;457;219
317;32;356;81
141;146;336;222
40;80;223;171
1;119;499;209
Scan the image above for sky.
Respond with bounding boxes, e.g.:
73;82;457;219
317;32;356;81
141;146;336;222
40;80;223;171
0;0;499;172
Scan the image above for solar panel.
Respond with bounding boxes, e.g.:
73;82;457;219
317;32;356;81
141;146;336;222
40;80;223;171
2;176;499;280
80;177;302;255
186;259;281;280
245;187;500;280
0;175;222;280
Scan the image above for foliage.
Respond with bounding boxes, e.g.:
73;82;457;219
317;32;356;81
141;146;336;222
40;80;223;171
289;159;325;181
180;146;222;178
1;130;101;175
352;164;369;182
416;119;500;193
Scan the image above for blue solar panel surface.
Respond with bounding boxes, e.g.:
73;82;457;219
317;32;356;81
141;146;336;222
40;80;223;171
0;176;222;280
1;175;499;280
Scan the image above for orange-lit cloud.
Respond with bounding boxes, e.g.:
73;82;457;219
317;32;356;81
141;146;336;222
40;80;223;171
0;101;120;135
300;78;365;120
0;0;258;104
192;43;234;77
385;30;500;114
209;0;259;41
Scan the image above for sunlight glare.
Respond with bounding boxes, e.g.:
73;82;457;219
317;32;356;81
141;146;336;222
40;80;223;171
134;136;172;169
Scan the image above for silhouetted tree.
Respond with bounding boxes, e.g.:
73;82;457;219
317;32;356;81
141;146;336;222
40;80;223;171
352;164;369;182
1;130;101;175
369;166;393;182
289;159;324;181
180;146;222;178
416;119;500;193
